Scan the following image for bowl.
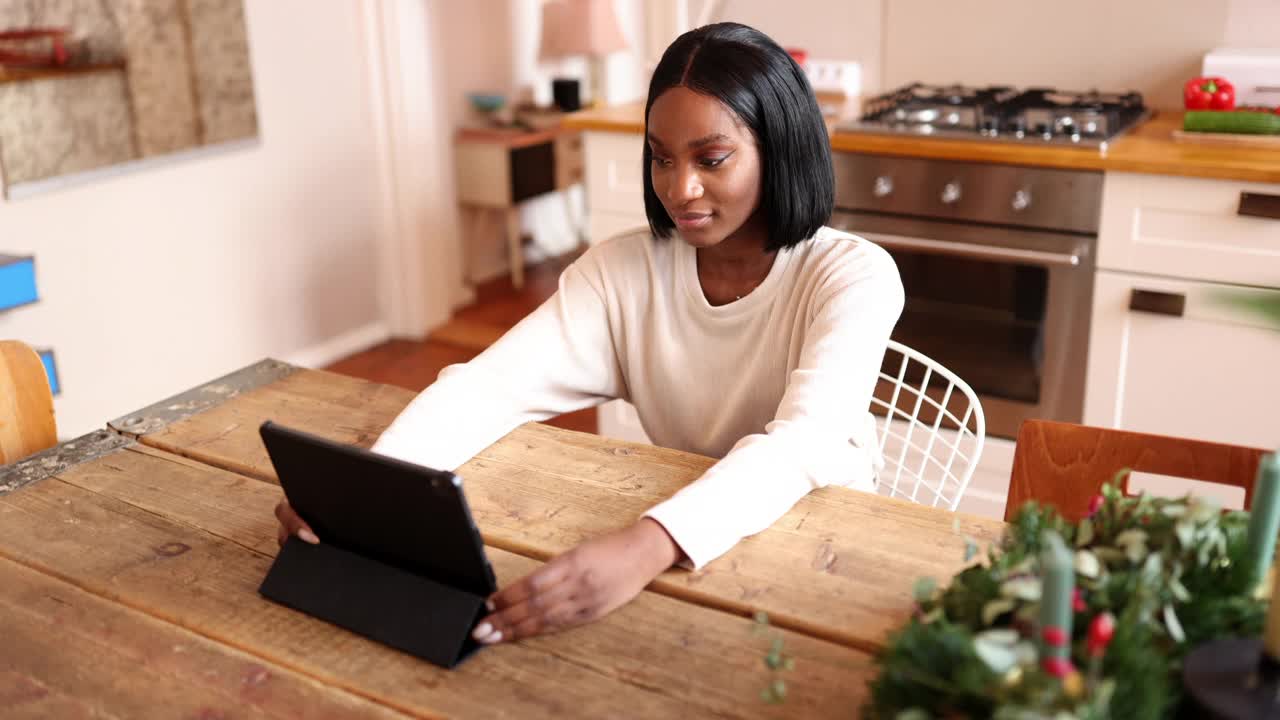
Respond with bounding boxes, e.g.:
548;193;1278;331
468;93;506;113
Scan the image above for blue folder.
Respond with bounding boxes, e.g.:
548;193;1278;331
38;349;60;396
0;255;38;312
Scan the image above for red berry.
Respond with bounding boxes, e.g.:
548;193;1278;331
1087;495;1104;517
1042;656;1076;678
1088;612;1116;656
1042;626;1068;647
1072;588;1086;613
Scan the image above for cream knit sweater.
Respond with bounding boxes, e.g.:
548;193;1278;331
372;226;904;568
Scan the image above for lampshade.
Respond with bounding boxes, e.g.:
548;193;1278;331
538;0;629;61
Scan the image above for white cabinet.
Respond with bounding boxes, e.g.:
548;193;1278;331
1084;270;1280;449
583;131;645;220
583;130;647;248
1098;172;1280;286
1089;171;1280;450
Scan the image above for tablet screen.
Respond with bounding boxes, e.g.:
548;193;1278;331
259;421;497;598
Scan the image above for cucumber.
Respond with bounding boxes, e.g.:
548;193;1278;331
1184;110;1280;135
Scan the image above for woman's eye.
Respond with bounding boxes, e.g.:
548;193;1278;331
700;156;728;168
651;155;672;168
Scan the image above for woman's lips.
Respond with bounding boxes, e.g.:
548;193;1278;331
675;212;713;230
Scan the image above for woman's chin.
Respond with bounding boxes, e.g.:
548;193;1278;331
675;222;724;247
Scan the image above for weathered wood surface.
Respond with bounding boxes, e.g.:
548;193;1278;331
129;366;1005;652
0;444;876;718
0;553;411;720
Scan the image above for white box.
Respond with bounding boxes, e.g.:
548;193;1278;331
1203;48;1280;106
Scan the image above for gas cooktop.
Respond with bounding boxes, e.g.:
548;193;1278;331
840;83;1149;148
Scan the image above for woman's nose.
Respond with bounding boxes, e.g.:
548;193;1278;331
667;166;704;203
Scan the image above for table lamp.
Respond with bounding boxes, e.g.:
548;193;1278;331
538;0;629;109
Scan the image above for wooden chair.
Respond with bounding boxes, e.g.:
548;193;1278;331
873;340;986;510
0;340;57;465
1006;419;1269;522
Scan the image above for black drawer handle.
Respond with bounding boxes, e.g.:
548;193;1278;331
1239;192;1280;220
1130;289;1186;317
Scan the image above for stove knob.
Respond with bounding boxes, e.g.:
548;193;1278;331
1036;122;1052;138
873;175;894;198
1008;118;1027;136
941;181;962;205
1011;189;1032;212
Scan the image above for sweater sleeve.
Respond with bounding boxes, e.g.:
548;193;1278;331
370;261;622;471
644;243;905;569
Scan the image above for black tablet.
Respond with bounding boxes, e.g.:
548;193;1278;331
258;421;497;598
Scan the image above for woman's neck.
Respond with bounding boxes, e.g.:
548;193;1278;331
695;216;775;305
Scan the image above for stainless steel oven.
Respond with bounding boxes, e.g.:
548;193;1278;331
832;154;1102;439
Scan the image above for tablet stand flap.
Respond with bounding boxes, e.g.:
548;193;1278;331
260;537;487;669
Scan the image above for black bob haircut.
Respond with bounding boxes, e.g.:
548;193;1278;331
642;22;835;253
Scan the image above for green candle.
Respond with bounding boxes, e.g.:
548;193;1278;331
1247;453;1280;590
1039;530;1075;677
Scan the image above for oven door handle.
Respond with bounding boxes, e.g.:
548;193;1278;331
849;230;1083;268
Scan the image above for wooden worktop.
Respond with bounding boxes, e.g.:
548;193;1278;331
563;104;1280;184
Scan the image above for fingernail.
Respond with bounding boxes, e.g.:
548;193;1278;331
482;630;503;644
485;599;495;611
298;528;320;544
472;622;492;640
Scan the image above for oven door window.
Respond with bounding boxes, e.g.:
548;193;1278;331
886;250;1047;405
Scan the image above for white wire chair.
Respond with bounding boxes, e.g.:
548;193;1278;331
871;340;986;511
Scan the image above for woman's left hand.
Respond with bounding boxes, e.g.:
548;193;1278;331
472;518;681;644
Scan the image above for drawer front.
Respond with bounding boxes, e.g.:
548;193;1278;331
588;210;646;247
584;131;645;216
510;142;555;203
1098;172;1280;287
1084;269;1280;449
454;142;511;208
554;132;585;190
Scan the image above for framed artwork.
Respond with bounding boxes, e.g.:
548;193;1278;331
0;0;258;196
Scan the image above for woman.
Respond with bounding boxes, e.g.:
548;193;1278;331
276;22;903;646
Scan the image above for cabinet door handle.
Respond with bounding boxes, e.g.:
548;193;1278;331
1129;289;1186;317
1239;192;1280;220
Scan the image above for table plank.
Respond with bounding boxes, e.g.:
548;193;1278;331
1;670;112;720
128;366;1005;653
0;555;409;720
0;445;874;719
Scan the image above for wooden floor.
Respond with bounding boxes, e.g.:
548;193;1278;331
325;252;598;434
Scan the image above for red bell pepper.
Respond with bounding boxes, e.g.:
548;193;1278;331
1184;77;1235;110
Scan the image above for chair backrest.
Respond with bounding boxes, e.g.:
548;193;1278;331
0;340;57;465
872;339;986;510
1006;419;1269;522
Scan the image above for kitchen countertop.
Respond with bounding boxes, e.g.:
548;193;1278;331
563;103;1280;185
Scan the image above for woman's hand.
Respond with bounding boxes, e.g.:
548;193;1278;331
472;518;681;644
274;499;320;546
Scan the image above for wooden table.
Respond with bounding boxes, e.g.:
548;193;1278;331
0;360;1005;718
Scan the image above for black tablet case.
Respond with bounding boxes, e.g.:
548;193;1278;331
257;421;497;668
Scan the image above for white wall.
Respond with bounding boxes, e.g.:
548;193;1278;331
691;0;883;92
440;0;515;126
687;0;1278;110
0;0;457;438
1223;0;1280;47
883;0;1234;110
